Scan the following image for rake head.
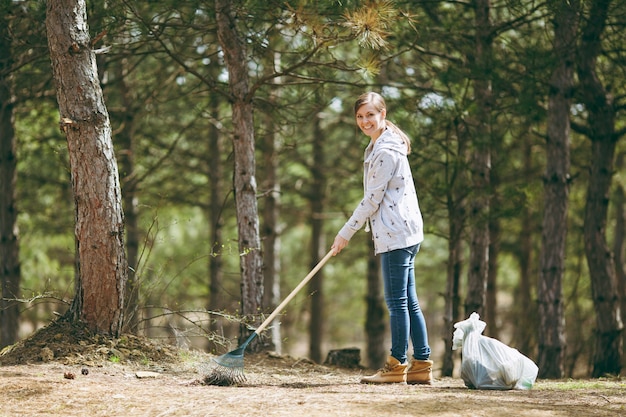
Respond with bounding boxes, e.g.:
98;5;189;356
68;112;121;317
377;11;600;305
202;334;257;386
203;347;246;386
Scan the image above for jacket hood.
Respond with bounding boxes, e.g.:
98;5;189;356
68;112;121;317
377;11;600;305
371;128;408;156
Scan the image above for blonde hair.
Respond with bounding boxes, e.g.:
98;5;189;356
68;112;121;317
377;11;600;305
354;92;411;153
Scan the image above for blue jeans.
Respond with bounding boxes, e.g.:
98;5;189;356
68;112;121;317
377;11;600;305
381;243;431;363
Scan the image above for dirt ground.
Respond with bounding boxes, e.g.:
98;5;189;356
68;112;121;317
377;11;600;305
1;320;625;417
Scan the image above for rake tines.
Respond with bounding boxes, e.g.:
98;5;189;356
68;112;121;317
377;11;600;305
202;336;253;386
203;358;245;386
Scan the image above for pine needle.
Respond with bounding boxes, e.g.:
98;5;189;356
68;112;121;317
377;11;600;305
342;0;398;49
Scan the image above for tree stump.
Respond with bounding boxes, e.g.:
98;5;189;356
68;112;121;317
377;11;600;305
324;348;362;368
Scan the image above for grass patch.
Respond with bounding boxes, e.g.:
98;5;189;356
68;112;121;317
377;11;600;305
535;378;626;391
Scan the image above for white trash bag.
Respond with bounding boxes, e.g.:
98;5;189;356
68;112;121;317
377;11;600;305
452;312;538;390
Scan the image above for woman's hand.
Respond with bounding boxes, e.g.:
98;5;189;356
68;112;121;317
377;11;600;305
331;235;349;256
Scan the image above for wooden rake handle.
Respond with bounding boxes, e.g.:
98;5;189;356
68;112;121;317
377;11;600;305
254;249;334;336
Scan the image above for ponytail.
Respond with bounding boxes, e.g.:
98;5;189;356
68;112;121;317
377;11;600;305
386;120;412;154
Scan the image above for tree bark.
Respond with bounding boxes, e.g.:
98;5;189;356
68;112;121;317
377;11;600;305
464;0;492;318
207;93;225;352
46;0;127;336
613;152;626;370
577;0;622;377
441;121;467;377
512;139;537;356
113;61;140;333
261;86;281;353
365;247;385;369
537;0;579;378
442;210;463;377
0;0;21;348
486;176;500;338
215;0;264;349
308;108;327;364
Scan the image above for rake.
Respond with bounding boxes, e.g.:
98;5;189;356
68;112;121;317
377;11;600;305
203;249;334;386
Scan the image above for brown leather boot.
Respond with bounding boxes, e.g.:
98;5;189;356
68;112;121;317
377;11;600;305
360;356;407;384
406;358;433;385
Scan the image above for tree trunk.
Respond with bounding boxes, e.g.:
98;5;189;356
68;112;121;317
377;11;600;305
441;122;467;377
261;89;281;353
215;0;264;349
114;61;140;333
46;0;127;336
584;135;621;377
512;139;537;356
442;205;464;377
485;49;504;336
207;93;225;353
308;109;327;364
537;0;579;378
365;247;385;369
486;180;500;338
613;152;625;370
0;0;21;348
464;0;492;318
577;0;622;377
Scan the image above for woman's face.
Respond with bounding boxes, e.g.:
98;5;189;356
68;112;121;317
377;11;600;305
355;103;386;139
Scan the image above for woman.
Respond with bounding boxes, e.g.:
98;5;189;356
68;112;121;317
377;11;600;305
331;92;433;385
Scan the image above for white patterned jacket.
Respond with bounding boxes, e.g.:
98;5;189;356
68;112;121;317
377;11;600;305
338;128;424;255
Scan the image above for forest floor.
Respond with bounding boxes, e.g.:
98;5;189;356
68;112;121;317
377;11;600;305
0;320;625;417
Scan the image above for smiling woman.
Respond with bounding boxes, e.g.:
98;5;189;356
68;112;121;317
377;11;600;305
331;91;432;385
355;102;386;140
